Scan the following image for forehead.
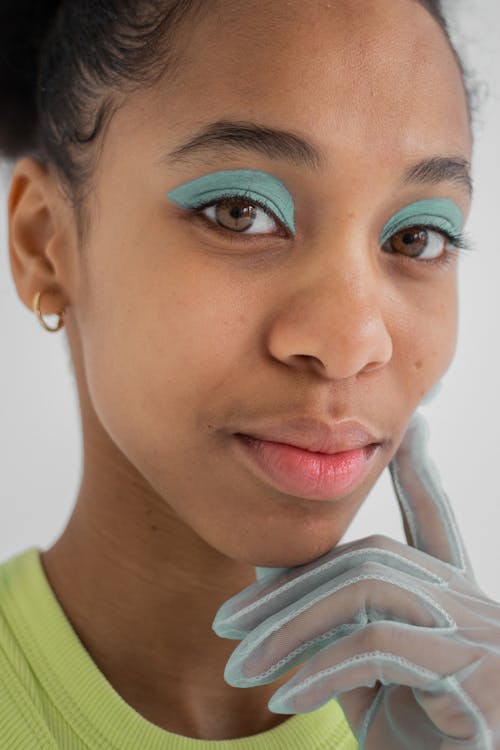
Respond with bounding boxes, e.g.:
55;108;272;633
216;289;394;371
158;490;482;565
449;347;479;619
171;1;466;156
114;0;472;178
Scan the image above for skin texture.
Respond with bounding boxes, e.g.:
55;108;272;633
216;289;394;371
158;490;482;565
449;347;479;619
7;0;472;741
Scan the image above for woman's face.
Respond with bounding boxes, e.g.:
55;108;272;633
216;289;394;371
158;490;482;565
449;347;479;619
62;0;472;568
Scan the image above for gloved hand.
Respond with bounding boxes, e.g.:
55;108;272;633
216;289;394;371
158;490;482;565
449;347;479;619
212;411;500;749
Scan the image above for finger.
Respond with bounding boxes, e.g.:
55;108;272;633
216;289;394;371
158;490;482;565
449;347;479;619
342;684;477;749
266;622;477;733
213;539;450;639
255;565;290;584
330;684;381;738
339;684;437;747
389;411;476;581
221;562;455;688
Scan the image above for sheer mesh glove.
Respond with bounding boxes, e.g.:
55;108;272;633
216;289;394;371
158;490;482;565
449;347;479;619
212;411;500;749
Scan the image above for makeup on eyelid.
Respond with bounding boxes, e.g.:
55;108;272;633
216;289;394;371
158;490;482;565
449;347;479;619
166;172;468;263
380;198;464;245
166;169;296;234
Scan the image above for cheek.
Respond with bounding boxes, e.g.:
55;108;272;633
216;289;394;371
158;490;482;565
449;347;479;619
395;275;459;401
79;240;248;474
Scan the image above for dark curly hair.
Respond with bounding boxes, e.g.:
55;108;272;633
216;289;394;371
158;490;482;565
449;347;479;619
0;0;477;247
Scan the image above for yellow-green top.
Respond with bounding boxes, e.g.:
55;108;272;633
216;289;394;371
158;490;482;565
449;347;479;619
0;546;357;749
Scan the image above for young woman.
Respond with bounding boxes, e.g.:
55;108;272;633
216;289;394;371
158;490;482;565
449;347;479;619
1;1;498;748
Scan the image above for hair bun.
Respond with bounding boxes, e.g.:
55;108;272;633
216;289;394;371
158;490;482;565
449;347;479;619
0;1;61;160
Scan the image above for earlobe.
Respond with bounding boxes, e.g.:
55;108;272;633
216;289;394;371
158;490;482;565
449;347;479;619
8;156;67;315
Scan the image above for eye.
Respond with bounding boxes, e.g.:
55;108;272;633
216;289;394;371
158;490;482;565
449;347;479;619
191;195;289;239
382;225;459;265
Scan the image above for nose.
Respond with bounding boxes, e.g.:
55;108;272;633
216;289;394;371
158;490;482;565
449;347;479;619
266;237;393;381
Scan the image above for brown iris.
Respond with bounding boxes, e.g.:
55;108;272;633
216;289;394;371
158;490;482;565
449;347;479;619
389;227;430;258
214;198;258;232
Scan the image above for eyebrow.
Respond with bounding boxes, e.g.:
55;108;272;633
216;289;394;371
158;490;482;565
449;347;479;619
162;119;473;197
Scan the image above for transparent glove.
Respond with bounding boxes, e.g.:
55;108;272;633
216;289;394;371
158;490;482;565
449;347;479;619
212;411;500;749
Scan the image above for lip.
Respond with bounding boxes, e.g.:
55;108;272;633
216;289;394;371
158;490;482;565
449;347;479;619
234;417;382;455
233;434;381;501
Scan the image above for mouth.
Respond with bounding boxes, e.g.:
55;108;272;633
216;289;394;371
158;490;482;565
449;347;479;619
233;434;381;501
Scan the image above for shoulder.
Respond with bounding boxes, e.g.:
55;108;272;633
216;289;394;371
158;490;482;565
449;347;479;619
0;549;59;749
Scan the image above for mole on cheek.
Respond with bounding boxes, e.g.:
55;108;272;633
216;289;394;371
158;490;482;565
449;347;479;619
415;360;423;370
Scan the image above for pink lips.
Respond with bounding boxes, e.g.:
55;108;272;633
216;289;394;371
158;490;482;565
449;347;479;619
234;434;380;501
235;417;381;455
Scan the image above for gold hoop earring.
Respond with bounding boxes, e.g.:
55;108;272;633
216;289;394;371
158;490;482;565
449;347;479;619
33;290;66;333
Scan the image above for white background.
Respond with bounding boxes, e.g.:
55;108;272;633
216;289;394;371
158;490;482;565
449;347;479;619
1;1;499;598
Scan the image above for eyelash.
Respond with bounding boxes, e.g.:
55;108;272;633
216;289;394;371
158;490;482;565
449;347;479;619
412;229;473;268
186;193;474;268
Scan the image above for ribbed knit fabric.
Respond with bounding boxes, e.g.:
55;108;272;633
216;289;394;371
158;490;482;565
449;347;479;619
0;547;358;749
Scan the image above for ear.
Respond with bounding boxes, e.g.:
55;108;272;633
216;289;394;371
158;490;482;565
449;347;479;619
8;156;75;319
